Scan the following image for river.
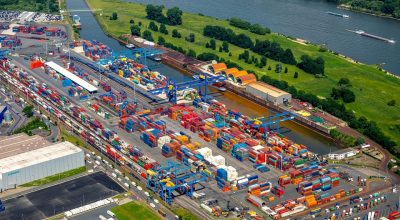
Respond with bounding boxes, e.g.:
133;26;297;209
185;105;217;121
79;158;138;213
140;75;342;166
66;0;341;154
127;0;400;75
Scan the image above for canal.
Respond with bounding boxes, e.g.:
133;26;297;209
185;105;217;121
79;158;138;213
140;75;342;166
128;0;400;75
66;0;341;154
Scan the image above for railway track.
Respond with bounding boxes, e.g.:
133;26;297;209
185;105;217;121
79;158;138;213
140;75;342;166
0;68;185;220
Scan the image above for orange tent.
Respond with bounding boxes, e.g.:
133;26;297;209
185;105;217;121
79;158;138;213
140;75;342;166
30;60;43;69
237;74;257;85
209;63;227;74
221;68;238;77
228;70;247;81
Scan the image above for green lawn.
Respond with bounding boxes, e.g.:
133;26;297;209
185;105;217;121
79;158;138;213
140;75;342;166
87;0;400;145
173;207;201;220
112;201;162;220
0;0;59;13
20;166;86;187
61;127;88;148
14;118;48;136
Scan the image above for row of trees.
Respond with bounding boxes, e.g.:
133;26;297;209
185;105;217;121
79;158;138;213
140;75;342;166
296;55;325;75
330;77;356;103
334;0;400;18
145;4;183;25
229;17;271;35
259;74;397;157
203;25;302;68
252;40;297;65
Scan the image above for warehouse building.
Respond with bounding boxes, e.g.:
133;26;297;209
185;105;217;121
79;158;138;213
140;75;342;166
246;82;292;105
0;134;85;191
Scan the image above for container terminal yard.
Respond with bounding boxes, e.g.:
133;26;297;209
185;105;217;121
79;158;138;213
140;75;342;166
0;14;398;220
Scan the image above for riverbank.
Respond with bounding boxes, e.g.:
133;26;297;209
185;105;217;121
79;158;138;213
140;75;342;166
338;4;400;21
85;0;400;146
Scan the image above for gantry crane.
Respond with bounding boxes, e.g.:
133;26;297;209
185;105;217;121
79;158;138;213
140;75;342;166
147;161;208;205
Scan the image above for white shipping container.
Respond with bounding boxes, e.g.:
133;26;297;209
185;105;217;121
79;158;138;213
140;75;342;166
201;204;213;213
107;210;115;217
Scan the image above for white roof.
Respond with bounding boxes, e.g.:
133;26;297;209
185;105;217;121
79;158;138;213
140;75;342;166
0;141;83;174
45;61;98;92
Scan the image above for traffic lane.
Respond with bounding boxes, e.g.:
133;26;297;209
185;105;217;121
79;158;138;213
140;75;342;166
69;203;117;220
91;156;165;215
318;191;397;220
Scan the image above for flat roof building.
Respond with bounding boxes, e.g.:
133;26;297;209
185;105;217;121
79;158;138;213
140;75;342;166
246;82;292;105
0;134;85;191
327;148;358;160
45;61;98;93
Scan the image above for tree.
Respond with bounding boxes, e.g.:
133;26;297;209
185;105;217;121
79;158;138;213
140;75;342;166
187;49;196;58
145;4;165;23
111;12;118;20
219;46;223;52
239;50;250;62
130;25;141;36
138;21;142;26
172;29;181;38
338;77;350;86
222;41;229;52
142;30;154;42
260;56;267;67
268;66;272;70
249;24;270;35
294;71;298;79
148;21;159;32
387;99;396;106
281;49;297;65
275;63;282;73
166;7;183;25
229;17;251;29
331;87;341;100
341;88;356;103
158;36;166;45
205;42;210;48
159;23;168;34
197;52;219;61
185;33;195;42
209;39;216;50
297;55;325;75
228;52;232;56
23;105;34;117
129;19;135;24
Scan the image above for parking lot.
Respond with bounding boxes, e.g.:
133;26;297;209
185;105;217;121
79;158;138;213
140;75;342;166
0;11;62;22
0;172;125;220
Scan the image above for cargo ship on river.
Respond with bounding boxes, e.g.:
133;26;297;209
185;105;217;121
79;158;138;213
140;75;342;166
326;11;349;18
348;30;395;44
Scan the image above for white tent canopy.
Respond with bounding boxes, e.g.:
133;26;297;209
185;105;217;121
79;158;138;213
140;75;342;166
45;61;98;93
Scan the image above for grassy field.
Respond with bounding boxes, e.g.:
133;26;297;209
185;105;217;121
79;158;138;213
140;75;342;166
0;0;59;13
60;127;89;148
112;201;162;220
14;118;48;135
20;166;86;187
87;0;400;145
173;207;201;220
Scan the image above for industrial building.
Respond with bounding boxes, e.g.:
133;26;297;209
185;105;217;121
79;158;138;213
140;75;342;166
0;105;7;124
246;82;292;105
45;61;98;93
327;148;358;160
0;134;85;191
